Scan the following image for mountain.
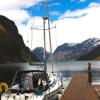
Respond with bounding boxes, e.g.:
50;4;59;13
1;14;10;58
77;45;100;60
32;47;49;62
53;38;100;61
0;15;32;63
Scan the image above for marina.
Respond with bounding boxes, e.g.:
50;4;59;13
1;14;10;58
0;0;100;99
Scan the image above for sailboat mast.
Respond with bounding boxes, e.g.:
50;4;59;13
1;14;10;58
46;0;54;73
43;0;54;73
43;16;47;72
43;0;47;72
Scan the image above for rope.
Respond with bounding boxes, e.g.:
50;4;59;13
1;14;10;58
11;71;17;87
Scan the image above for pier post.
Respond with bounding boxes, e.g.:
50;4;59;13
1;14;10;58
88;63;92;83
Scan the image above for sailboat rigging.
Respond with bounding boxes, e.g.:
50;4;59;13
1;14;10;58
31;0;55;73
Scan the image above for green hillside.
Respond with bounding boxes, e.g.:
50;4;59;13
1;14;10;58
0;15;32;63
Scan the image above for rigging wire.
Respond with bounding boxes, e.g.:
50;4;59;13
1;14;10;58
31;26;56;30
27;0;36;45
30;0;37;50
31;0;45;51
30;0;55;72
54;24;58;51
53;24;58;69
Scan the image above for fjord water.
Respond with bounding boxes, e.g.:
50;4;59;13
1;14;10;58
47;61;100;87
0;61;100;85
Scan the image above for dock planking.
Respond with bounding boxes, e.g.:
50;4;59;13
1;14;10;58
61;74;99;100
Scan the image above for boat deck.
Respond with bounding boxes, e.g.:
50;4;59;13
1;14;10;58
61;74;99;100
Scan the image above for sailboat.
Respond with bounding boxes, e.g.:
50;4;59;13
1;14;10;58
1;0;63;100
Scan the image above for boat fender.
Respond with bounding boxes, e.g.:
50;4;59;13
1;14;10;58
8;96;14;100
57;94;62;100
1;95;8;100
15;95;20;100
0;82;8;93
61;89;65;95
20;94;25;100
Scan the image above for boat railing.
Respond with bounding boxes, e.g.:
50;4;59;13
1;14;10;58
29;62;45;66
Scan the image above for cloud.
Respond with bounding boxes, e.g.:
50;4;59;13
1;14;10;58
0;0;44;25
0;0;43;50
49;2;61;7
53;3;100;48
79;0;85;3
0;9;31;23
89;3;100;8
49;11;61;16
71;0;85;3
59;8;88;19
0;0;42;10
26;2;100;51
17;16;57;52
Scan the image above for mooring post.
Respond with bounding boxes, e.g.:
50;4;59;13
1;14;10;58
88;63;92;83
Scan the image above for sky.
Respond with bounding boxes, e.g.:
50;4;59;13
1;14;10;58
0;0;100;52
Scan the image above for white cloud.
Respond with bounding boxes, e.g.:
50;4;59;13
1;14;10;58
53;3;100;48
0;9;30;23
49;11;61;16
79;0;85;3
27;3;100;51
0;0;42;10
59;9;87;19
49;2;61;7
71;0;85;3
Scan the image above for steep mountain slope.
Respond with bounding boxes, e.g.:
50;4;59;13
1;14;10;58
0;15;32;63
77;45;100;60
32;47;49;62
53;38;100;61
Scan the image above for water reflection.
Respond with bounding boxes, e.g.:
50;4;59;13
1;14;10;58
0;61;100;85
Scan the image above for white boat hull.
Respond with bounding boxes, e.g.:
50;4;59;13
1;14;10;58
1;73;63;100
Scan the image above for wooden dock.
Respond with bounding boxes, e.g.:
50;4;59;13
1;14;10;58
61;74;99;100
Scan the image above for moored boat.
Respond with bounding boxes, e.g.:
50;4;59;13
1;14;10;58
1;62;63;100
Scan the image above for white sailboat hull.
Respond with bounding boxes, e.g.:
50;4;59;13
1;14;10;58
1;73;63;100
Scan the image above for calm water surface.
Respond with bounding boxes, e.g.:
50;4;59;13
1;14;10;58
0;61;100;86
47;61;100;87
